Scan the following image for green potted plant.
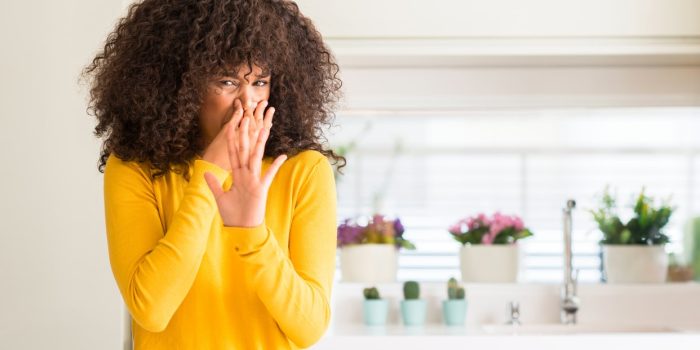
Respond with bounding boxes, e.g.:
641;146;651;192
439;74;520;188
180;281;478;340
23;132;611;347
399;281;426;326
448;212;534;282
337;214;415;283
590;186;674;283
442;277;467;326
362;287;389;326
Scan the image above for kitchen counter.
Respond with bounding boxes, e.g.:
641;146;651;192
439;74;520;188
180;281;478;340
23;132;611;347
314;326;700;349
312;282;700;349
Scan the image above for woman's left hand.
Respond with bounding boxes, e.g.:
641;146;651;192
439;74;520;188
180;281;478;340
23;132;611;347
204;104;287;227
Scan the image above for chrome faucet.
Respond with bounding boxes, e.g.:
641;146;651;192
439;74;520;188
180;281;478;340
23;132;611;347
506;301;521;325
561;199;580;324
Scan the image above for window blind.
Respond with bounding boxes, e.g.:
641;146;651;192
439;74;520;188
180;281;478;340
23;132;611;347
329;108;700;283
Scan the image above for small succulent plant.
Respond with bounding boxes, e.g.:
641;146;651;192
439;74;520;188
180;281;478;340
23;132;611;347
403;281;420;300
447;277;465;300
363;286;381;300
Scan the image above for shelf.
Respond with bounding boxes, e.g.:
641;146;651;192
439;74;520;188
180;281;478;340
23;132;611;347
327;37;700;67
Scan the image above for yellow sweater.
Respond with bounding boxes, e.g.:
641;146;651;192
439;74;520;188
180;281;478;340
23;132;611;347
103;150;337;349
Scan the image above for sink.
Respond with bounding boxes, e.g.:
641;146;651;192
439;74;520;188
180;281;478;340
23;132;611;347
480;324;680;335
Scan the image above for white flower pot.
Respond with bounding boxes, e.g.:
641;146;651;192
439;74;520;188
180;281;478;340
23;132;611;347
340;244;398;283
459;244;520;283
602;245;668;283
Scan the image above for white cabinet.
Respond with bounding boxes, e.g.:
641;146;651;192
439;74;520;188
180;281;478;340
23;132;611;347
295;1;700;109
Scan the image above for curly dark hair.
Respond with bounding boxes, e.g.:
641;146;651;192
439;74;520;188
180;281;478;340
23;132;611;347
82;0;345;180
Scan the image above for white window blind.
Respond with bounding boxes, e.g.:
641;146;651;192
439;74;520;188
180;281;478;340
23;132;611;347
328;107;700;283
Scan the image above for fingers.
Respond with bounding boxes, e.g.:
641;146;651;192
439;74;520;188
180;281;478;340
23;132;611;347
250;126;270;176
229;100;275;176
250;103;274;176
263;105;275;131
227;115;241;170
227;99;245;132
204;172;224;198
254;100;267;127
228;99;245;147
222;98;244;128
223;99;244;170
248;100;266;141
243;101;255;125
238;116;250;168
261;154;288;189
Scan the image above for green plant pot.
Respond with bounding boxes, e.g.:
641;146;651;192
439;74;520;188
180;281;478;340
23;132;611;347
442;299;467;326
400;299;427;326
363;299;389;326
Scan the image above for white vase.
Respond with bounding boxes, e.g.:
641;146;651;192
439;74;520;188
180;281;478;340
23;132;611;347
340;244;398;283
459;244;520;283
602;245;668;283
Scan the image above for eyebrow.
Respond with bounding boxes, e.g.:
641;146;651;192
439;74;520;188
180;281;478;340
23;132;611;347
221;71;271;79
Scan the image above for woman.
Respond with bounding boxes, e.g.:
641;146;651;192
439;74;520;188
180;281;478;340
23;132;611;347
83;0;344;348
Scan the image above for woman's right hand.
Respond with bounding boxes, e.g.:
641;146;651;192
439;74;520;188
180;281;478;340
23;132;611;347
202;99;245;171
202;99;273;172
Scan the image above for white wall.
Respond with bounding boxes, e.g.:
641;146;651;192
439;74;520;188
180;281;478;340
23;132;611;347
296;0;700;38
1;1;699;349
338;66;700;110
294;0;700;110
0;1;125;349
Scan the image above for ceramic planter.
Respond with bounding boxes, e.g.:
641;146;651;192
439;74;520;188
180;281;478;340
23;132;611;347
459;244;520;283
602;244;668;283
362;299;389;326
400;299;427;326
340;244;398;283
442;299;467;326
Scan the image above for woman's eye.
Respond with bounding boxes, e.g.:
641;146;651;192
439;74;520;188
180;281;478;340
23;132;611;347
254;80;269;87
220;80;238;87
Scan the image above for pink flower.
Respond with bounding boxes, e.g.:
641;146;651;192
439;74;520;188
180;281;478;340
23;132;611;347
449;212;530;245
513;217;524;231
481;231;494;244
468;213;490;230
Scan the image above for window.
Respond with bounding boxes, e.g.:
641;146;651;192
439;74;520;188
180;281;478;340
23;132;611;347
329;107;700;283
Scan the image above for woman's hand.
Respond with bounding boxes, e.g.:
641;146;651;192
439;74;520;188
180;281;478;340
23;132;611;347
203;103;287;227
246;100;273;144
202;99;245;172
202;99;273;172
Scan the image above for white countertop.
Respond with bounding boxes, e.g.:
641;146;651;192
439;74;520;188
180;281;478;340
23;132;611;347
314;324;700;349
312;282;700;349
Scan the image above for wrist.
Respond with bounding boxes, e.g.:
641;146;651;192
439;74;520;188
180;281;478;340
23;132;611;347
222;206;265;228
224;218;264;228
202;153;229;171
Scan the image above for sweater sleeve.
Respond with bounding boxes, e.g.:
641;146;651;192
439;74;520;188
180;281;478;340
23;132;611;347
222;155;337;348
103;155;229;333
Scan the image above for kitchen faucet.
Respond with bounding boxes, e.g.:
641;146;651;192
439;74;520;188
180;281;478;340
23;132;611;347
506;301;521;326
561;199;580;325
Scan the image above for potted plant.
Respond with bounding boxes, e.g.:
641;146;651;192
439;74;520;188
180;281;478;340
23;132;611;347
362;287;389;326
400;281;426;326
591;187;674;283
448;212;533;283
667;253;694;282
442;277;467;326
337;214;415;283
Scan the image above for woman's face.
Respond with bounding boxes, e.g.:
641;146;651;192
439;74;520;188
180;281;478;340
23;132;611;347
199;64;271;147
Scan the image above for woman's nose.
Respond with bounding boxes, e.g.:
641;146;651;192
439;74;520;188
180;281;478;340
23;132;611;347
238;86;257;110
